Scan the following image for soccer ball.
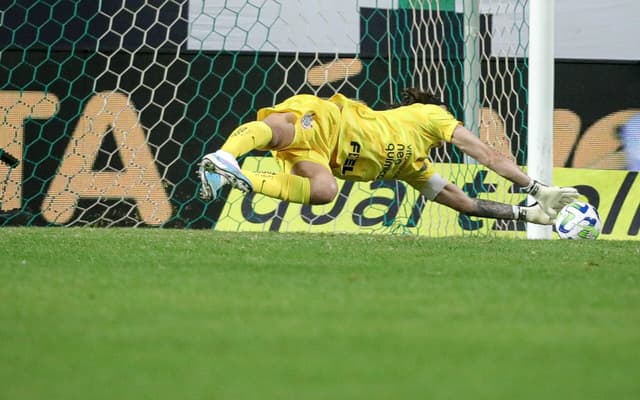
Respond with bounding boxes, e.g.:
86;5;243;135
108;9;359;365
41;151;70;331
554;201;602;240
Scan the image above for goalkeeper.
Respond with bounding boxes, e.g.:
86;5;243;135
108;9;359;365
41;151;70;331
197;89;578;224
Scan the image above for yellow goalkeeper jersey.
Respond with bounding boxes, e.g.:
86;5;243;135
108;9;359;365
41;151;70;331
257;93;461;189
327;94;460;187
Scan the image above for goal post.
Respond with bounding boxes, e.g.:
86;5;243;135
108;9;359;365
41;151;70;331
463;0;481;140
527;0;556;239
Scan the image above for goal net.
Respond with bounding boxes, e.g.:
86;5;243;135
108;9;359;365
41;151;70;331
0;0;529;236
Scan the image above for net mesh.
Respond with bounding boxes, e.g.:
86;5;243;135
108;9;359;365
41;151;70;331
0;0;529;236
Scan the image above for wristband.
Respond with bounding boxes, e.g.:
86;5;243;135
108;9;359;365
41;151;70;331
523;179;540;196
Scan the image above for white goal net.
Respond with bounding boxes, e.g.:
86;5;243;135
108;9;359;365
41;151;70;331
0;0;530;237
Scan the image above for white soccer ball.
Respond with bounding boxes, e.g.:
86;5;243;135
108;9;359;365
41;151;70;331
554;201;602;240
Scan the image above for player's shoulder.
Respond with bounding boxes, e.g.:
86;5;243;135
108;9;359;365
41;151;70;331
407;102;450;112
391;102;448;117
407;103;460;122
328;93;369;108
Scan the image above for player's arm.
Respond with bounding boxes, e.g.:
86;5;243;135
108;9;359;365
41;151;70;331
450;125;529;186
450;125;579;217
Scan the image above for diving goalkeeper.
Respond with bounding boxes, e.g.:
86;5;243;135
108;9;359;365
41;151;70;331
197;89;578;224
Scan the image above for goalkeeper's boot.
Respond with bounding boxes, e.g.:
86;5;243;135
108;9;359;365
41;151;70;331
197;164;229;201
201;152;253;193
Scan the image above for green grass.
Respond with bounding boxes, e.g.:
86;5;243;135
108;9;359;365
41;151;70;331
1;228;639;400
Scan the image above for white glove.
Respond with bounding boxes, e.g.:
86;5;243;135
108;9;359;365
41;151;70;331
525;180;579;218
518;203;555;225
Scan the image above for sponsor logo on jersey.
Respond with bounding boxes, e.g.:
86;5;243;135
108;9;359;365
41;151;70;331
376;143;412;179
341;141;361;174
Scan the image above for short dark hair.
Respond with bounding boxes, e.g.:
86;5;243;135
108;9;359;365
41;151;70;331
400;88;447;107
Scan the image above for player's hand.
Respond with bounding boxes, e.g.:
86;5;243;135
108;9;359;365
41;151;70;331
526;180;579;218
519;203;555;225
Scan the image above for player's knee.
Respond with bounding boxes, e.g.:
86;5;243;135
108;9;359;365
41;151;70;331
309;178;338;205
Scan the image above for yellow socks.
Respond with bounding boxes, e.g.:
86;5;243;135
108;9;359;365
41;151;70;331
221;121;273;157
219;121;310;204
244;171;311;204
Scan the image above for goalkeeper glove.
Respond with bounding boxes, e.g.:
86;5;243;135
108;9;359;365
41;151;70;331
517;203;554;225
523;180;579;218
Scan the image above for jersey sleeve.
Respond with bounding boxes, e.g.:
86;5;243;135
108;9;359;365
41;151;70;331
421;105;461;143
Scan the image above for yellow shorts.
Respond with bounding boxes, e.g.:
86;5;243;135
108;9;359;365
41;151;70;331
257;95;341;173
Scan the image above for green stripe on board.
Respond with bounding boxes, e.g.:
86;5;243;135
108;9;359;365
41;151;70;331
398;0;456;11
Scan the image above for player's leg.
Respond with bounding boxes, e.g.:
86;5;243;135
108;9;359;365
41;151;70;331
290;160;338;205
201;159;336;205
421;173;553;224
237;160;337;205
198;112;296;200
220;112;297;156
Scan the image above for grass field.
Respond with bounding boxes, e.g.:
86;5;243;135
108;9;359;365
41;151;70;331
1;227;639;399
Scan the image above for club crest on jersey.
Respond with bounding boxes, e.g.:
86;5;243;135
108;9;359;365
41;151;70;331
301;113;313;129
